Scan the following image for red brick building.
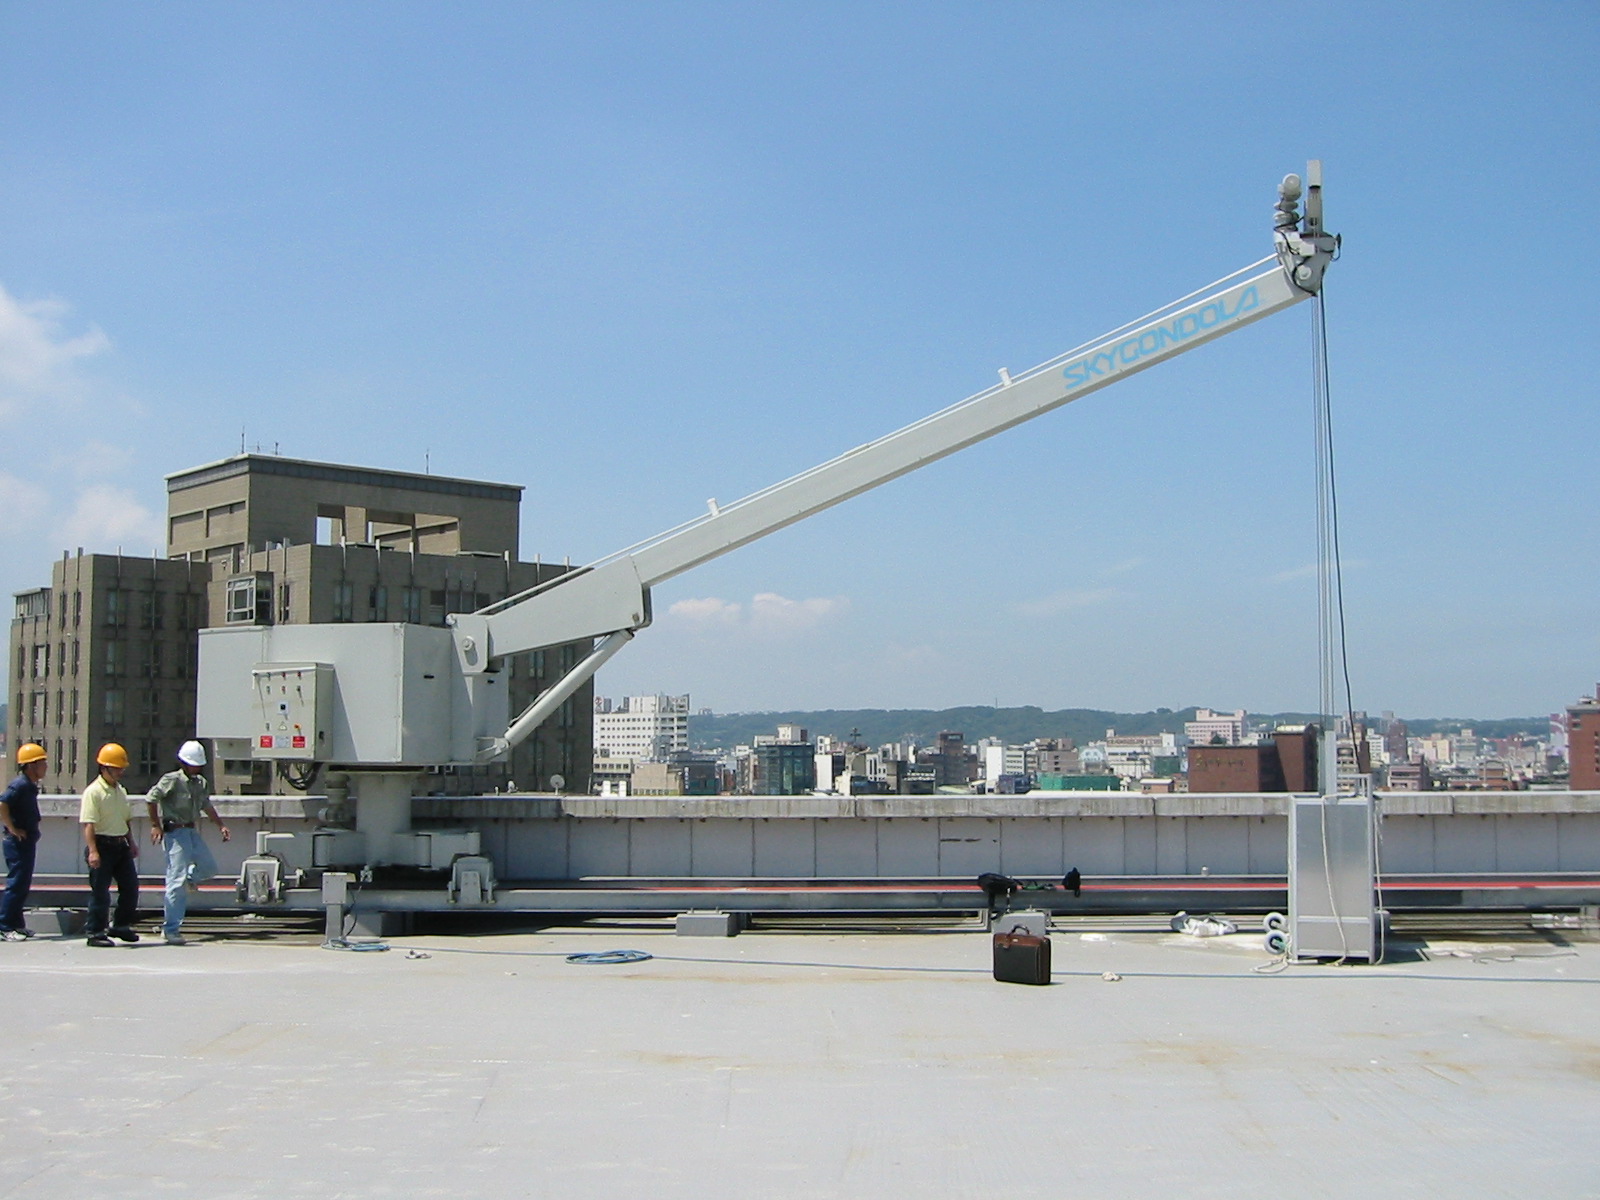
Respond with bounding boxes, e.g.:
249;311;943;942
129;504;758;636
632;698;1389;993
1569;696;1600;790
1187;724;1324;793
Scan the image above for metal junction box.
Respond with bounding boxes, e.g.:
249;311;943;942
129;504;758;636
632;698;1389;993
197;624;510;767
250;662;332;760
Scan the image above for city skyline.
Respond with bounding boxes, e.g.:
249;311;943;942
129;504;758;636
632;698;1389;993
2;5;1595;718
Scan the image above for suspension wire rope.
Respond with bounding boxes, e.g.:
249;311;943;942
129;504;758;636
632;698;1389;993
1311;282;1369;964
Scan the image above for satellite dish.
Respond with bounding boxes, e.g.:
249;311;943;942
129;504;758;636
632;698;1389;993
549;774;565;793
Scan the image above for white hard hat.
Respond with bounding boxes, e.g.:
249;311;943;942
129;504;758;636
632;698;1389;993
177;740;207;767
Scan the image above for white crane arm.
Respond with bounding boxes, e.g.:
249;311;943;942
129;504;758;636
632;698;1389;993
456;166;1338;761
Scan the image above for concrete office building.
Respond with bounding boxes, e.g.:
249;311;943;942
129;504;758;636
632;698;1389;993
9;553;210;795
166;454;523;568
8;454;595;797
593;694;691;761
1185;707;1249;746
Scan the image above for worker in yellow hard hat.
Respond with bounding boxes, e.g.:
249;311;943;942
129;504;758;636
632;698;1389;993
80;743;140;947
1;743;48;941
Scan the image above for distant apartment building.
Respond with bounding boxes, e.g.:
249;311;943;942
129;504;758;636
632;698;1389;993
918;730;976;788
1185;708;1248;746
752;726;815;795
1032;738;1079;776
1382;759;1433;791
594;694;691;761
1567;692;1600;790
1101;730;1178;782
8;453;595;796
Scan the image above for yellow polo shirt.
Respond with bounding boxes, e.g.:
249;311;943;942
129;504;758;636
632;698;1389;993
80;776;132;837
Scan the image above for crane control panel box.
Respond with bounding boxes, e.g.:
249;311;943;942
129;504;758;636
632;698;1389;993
251;662;332;761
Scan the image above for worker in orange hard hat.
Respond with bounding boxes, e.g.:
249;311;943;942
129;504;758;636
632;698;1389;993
80;743;140;947
1;743;48;941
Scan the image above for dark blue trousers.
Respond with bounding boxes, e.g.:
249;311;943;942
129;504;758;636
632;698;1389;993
86;836;139;935
1;834;36;932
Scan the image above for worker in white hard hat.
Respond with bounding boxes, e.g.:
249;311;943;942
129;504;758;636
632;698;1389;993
145;740;230;946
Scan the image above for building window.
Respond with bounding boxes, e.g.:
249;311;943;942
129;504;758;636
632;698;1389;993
103;689;124;725
105;588;127;628
72;590;82;628
138;738;159;774
57;592;67;628
68;738;77;774
143;642;163;678
104;640;124;677
140;690;160;724
70;689;79;725
226;575;273;625
144;592;163;630
32;644;49;678
369;584;388;621
14;590;50;620
70;640;79;676
57;641;66;674
332;581;355;622
55;690;63;723
278;583;292;624
401;586;423;624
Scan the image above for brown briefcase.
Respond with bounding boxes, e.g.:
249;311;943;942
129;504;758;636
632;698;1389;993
992;931;1052;985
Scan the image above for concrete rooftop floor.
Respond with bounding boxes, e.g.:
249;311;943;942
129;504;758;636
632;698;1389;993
0;916;1595;1200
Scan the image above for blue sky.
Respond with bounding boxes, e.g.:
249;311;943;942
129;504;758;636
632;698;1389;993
2;2;1595;719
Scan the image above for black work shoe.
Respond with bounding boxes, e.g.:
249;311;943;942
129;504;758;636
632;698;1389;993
86;934;115;948
109;927;140;943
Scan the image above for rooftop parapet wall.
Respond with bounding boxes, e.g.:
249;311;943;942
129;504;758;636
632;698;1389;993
30;791;1600;822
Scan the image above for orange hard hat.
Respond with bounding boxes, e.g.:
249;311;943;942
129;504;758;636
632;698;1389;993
96;743;130;770
17;743;47;766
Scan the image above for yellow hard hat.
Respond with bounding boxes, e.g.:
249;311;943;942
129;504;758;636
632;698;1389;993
96;743;130;770
17;743;47;766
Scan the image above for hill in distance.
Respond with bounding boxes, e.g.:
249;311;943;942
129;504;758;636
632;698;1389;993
688;706;1548;751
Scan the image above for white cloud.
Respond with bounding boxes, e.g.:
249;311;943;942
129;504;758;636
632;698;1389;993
0;473;50;526
59;485;163;553
0;284;110;420
749;591;846;634
0;281;165;599
1013;587;1118;619
668;596;743;625
667;591;847;637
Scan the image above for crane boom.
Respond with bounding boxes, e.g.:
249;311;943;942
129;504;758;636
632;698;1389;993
198;165;1337;771
456;166;1337;764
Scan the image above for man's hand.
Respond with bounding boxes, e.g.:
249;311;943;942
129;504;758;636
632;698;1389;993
150;824;164;845
87;849;101;869
219;824;231;843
